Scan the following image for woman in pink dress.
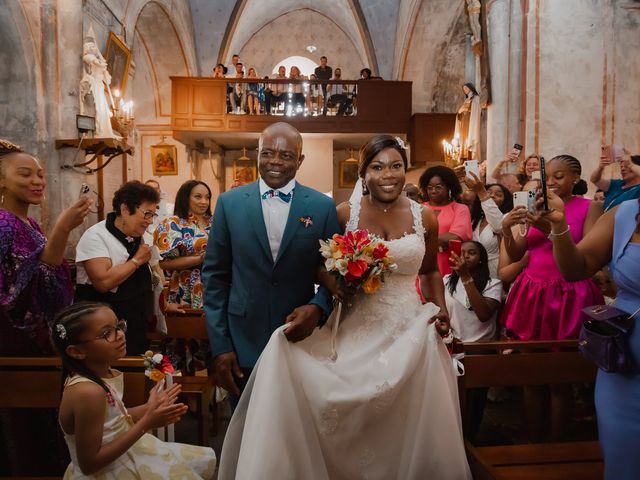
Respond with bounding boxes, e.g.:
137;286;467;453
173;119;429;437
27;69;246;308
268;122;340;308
500;154;603;440
419;166;472;276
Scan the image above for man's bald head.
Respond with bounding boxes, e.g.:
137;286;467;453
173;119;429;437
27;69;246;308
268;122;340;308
259;122;303;157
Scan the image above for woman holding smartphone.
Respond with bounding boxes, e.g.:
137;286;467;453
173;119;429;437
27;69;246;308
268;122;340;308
500;154;603;440
419;166;472;276
590;148;640;211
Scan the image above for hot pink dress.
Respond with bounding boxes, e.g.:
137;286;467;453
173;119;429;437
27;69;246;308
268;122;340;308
502;197;603;340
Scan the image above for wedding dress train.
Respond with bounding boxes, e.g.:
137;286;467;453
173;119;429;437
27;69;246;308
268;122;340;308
219;200;471;479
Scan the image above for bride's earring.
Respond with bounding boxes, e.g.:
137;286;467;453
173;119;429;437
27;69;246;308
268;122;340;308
362;181;369;195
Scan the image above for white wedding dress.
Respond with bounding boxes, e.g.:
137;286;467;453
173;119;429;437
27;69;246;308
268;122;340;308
219;199;471;479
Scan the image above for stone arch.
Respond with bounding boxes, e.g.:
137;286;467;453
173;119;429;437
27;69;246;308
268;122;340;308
219;0;378;77
239;8;365;79
0;2;41;153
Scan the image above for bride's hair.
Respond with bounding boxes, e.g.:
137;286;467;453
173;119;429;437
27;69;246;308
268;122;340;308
358;135;408;181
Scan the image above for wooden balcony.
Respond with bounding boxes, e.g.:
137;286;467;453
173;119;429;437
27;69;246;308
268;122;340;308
170;77;412;136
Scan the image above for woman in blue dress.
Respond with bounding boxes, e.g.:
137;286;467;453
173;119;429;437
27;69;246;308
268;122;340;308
545;194;640;479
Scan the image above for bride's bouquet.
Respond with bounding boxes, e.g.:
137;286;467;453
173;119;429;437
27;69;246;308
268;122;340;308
319;229;397;295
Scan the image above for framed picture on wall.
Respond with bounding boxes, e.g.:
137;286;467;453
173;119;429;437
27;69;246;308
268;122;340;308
339;158;359;188
225;158;257;190
151;143;178;176
104;31;132;96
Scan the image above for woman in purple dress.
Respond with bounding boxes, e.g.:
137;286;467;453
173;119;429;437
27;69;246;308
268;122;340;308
0;139;91;475
500;154;603;441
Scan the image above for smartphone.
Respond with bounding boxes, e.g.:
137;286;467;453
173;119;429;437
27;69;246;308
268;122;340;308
464;160;480;180
513;190;536;214
448;239;462;266
79;183;91;199
504;144;523;174
612;144;625;161
539;156;548;211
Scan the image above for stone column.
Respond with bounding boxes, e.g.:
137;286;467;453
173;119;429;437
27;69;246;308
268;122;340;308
486;0;518;180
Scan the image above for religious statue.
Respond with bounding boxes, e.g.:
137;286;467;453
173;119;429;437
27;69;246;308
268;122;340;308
80;26;118;138
455;83;481;162
466;0;482;51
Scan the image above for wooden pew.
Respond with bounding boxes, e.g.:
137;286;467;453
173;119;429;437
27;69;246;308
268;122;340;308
149;308;216;445
0;356;146;480
460;340;603;480
0;356;146;409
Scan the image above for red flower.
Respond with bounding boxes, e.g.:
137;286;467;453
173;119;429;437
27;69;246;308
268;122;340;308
372;244;389;260
347;259;368;278
160;355;175;374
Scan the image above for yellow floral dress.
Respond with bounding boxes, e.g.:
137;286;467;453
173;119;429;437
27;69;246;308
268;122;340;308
62;372;216;479
153;215;211;309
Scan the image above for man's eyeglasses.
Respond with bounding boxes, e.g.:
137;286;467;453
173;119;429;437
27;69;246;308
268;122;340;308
83;320;127;343
138;208;158;221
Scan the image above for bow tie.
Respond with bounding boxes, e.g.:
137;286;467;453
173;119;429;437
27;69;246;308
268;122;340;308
261;189;293;203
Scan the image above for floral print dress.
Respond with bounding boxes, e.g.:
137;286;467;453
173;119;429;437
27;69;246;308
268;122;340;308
153;215;211;309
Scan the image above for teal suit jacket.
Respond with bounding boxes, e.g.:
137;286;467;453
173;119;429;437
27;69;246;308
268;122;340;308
202;181;340;368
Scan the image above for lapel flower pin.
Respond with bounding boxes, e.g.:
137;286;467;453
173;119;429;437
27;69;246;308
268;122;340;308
300;216;313;228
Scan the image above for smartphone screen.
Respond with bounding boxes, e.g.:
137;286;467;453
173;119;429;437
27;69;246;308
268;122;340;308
79;183;91;199
464;160;480;180
448;239;462;267
539;156;548;210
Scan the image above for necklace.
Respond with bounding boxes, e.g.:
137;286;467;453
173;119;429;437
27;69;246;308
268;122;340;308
368;196;400;213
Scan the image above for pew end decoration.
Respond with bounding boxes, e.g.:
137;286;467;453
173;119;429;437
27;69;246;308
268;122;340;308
142;350;175;382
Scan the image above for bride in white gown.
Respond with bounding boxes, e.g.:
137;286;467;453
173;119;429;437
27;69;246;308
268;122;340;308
219;135;472;479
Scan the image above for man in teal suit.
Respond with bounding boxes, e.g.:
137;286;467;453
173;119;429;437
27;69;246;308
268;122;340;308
203;122;340;397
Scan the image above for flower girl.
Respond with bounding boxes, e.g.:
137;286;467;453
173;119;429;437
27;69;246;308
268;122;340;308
52;302;216;479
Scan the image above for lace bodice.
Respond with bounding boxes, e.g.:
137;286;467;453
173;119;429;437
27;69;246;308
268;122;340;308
346;198;426;277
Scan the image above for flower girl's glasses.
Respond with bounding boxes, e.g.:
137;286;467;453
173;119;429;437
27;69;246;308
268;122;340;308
83;320;128;343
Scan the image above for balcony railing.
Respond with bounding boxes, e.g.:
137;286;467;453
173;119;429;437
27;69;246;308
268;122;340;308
171;77;412;134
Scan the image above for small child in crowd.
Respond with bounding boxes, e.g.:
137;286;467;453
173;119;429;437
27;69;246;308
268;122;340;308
52;302;216;479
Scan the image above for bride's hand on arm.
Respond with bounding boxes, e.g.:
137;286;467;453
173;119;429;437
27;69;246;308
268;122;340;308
316;265;344;302
417;207;450;333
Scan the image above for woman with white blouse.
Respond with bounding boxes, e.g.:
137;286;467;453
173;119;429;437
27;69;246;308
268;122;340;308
465;173;513;277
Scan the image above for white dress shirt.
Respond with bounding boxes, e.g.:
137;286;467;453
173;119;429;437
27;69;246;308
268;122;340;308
259;178;295;261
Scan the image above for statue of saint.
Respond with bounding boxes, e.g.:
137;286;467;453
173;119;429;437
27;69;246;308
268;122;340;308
80;27;118;138
455;83;481;162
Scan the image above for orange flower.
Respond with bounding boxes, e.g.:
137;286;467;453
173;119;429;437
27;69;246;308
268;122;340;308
362;275;382;294
148;369;165;382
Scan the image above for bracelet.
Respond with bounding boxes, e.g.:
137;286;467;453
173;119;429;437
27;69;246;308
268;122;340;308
461;278;474;286
548;225;570;240
131;258;141;268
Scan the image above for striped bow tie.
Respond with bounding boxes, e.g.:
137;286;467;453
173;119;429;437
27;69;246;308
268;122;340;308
261;189;293;203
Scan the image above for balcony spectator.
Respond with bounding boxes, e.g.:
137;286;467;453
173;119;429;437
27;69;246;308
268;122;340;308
326;68;352;116
314;55;332;115
287;66;306;115
229;63;247;114
226;53;240;78
213;63;225;78
246;67;261;115
265;66;287;115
